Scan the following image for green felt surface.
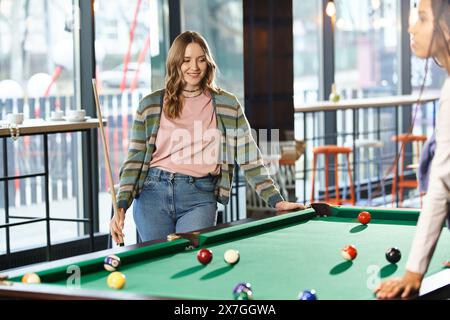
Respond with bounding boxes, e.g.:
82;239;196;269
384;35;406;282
37;209;448;300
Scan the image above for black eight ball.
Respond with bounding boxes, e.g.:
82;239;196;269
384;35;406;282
385;247;401;264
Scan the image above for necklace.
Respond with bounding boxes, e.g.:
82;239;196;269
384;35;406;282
182;91;203;98
183;88;201;93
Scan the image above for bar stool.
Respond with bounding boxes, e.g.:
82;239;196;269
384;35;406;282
346;139;386;205
391;134;427;206
310;145;355;205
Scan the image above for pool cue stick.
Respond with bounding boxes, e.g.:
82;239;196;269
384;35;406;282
92;79;124;247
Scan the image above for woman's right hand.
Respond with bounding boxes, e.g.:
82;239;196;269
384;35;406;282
374;271;423;299
110;207;126;245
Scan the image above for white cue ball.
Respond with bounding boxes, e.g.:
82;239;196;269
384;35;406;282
224;249;240;265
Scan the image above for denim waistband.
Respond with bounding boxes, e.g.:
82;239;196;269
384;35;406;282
147;167;217;182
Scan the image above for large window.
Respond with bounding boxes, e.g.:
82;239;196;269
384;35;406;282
94;0;170;245
293;0;321;105
0;0;80;253
94;0;154;94
292;1;322;203
335;0;398;98
181;0;244;103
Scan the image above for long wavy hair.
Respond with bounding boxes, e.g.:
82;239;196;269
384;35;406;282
164;31;219;119
430;0;450;67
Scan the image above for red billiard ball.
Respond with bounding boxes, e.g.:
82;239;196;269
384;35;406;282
341;245;357;261
358;211;371;225
197;248;213;265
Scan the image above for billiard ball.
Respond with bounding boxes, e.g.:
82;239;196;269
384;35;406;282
104;254;121;272
21;273;41;284
233;282;252;292
385;247;401;264
197;248;213;265
341;244;357;261
358;211;371;225
233;282;253;300
234;288;254;300
224;249;240;265
298;289;317;300
107;271;126;290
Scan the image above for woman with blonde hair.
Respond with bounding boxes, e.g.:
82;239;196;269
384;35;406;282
111;31;304;243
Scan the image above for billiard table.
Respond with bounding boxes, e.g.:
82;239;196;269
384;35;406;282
0;205;449;300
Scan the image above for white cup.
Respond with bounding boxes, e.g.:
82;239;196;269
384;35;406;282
7;113;24;125
67;109;86;120
51;110;64;120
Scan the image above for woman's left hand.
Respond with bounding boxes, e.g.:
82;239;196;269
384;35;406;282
275;201;305;212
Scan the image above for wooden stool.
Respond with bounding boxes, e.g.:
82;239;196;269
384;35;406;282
391;134;427;206
311;145;355;205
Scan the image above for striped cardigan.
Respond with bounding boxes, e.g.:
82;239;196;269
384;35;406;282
117;88;284;211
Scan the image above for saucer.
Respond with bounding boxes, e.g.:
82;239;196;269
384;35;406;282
64;116;91;122
49;117;65;121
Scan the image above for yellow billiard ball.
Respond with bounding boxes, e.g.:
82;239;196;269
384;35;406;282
21;273;41;284
107;271;126;290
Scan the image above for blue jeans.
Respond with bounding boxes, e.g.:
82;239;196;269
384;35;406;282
133;167;218;242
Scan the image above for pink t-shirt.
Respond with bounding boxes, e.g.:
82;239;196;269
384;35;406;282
149;91;221;177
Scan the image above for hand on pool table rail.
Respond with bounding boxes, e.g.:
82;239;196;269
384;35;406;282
374;271;423;299
110;207;126;245
274;201;306;212
307;202;337;216
167;232;200;248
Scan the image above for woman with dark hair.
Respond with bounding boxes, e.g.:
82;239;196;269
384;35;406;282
111;31;304;244
375;0;450;299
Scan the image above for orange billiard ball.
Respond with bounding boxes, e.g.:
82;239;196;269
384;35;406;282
341;245;357;261
21;273;41;284
107;271;126;290
358;211;371;225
